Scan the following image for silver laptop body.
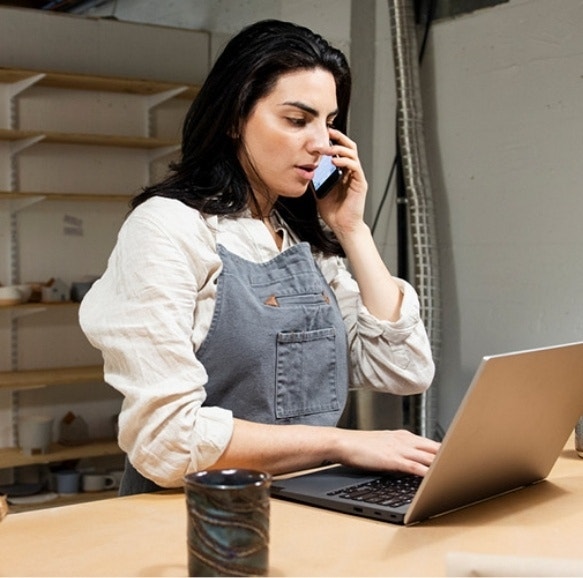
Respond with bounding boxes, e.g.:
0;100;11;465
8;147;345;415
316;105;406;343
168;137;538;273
271;342;583;525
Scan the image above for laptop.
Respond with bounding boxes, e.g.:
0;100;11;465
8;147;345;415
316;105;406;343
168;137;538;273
271;341;583;525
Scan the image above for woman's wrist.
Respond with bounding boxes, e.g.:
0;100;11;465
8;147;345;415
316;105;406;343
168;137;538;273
335;220;404;322
322;425;350;465
333;220;372;250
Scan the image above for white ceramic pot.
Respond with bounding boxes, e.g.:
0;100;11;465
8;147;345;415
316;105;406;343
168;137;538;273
0;286;22;305
0;284;32;305
18;415;54;455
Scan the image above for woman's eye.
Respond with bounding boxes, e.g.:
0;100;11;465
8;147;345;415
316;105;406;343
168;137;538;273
287;117;307;127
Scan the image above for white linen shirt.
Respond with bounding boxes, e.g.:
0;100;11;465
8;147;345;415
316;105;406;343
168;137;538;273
80;197;434;487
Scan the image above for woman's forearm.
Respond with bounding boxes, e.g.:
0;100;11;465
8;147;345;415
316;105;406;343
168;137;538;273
210;419;340;474
211;418;440;477
336;222;403;322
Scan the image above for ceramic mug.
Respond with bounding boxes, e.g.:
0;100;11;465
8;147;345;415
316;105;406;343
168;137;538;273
55;470;80;494
18;415;54;455
184;469;271;577
108;469;125;489
82;473;117;492
575;416;583;458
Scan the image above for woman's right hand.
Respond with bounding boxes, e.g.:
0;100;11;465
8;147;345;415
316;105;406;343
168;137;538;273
332;428;441;477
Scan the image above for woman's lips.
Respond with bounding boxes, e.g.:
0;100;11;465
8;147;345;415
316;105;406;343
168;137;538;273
296;165;316;181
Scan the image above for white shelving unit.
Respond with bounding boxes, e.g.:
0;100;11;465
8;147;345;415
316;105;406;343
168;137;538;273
0;67;198;470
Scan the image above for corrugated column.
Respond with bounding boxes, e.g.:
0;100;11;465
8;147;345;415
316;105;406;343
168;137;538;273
388;0;441;437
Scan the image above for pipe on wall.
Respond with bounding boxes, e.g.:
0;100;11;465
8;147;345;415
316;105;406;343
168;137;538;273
388;0;441;437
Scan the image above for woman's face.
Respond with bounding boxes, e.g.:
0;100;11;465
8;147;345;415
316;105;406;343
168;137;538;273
238;67;338;208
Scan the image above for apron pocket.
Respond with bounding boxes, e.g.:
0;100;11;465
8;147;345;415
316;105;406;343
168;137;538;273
275;327;340;419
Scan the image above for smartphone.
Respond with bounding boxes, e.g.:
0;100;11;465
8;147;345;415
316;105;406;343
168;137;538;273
310;154;342;199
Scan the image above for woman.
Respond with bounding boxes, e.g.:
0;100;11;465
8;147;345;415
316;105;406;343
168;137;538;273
79;19;440;495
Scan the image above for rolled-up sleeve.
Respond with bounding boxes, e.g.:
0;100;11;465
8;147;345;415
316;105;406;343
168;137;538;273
79;200;233;488
318;255;435;395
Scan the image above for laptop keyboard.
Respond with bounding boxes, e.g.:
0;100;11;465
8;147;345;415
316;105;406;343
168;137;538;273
327;474;422;508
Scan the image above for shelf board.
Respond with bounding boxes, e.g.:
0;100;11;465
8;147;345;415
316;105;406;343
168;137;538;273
0;301;80;312
0;365;103;391
7;489;119;514
0;66;200;100
0;127;179;150
0;439;121;469
0;191;132;203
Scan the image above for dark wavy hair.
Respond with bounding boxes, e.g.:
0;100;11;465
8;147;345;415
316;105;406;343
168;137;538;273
131;19;352;256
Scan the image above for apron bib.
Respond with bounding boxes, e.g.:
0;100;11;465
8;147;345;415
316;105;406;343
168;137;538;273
121;242;349;494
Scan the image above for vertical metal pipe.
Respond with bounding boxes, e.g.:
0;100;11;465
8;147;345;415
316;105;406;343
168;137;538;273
388;0;441;437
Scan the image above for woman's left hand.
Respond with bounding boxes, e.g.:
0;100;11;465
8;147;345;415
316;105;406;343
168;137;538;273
316;128;368;239
316;129;404;322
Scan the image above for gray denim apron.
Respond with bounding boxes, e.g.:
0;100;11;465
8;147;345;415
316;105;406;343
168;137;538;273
120;242;349;495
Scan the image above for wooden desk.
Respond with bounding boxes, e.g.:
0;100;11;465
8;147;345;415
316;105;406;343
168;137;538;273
1;439;582;577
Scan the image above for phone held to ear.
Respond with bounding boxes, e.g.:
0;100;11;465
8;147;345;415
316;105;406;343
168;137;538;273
310;154;342;199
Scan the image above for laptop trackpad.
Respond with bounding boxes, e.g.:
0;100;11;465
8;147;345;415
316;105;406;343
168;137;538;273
272;465;391;496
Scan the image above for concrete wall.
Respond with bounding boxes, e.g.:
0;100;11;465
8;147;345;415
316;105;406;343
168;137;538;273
422;0;583;427
0;6;209;83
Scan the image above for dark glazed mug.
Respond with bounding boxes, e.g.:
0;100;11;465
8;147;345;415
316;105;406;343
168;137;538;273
184;469;271;577
575;416;583;458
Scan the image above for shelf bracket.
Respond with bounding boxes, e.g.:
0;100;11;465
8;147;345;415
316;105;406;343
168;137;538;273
148;144;181;163
9;135;45;194
6;73;45;130
6;73;45;97
6;194;44;214
9;134;45;157
145;87;188;138
145;87;188;110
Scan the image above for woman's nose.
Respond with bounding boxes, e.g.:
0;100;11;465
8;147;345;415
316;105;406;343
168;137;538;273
308;128;330;155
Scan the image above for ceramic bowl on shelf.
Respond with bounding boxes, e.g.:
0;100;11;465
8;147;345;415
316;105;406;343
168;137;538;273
0;284;32;306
